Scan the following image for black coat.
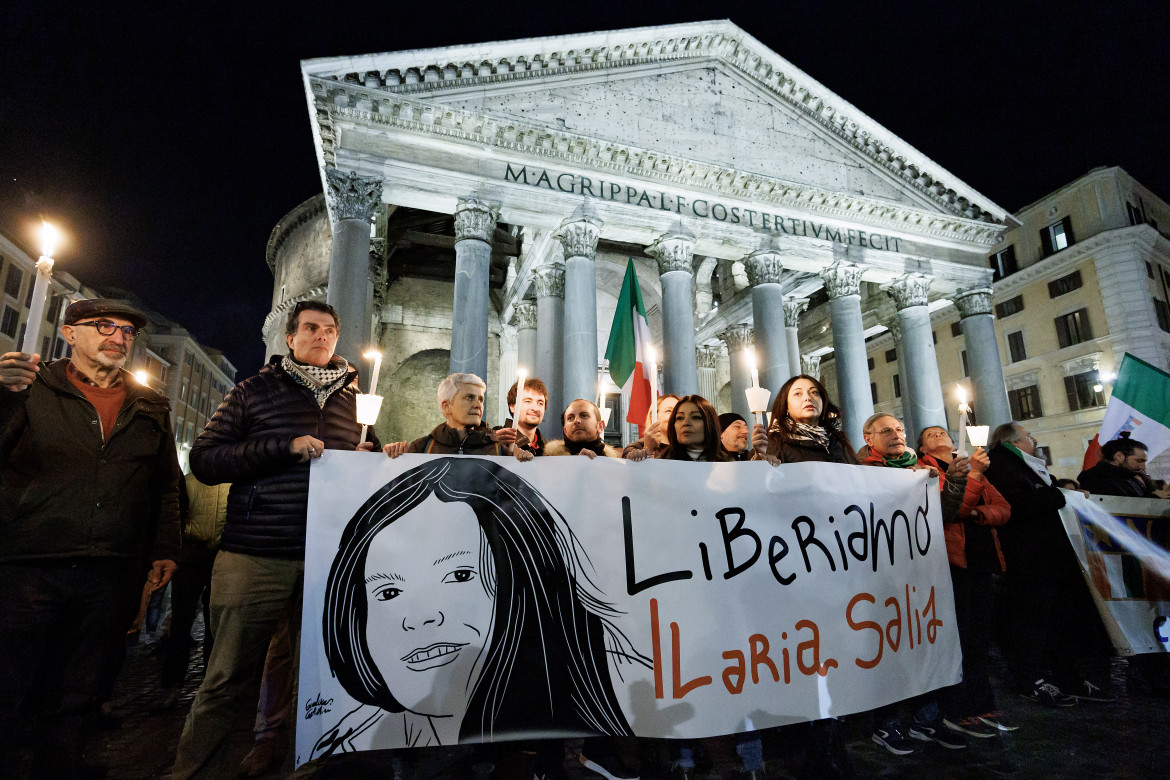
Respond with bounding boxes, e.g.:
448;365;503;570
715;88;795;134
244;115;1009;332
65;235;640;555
0;359;181;564
190;355;367;558
983;443;1069;574
766;431;858;465
1077;461;1149;498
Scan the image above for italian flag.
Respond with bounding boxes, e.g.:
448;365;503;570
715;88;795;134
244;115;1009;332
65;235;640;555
1083;353;1170;469
605;259;654;429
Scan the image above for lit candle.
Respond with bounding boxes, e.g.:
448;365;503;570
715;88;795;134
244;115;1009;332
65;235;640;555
21;222;59;357
513;367;526;428
363;349;383;395
956;386;970;456
746;348;760;388
647;346;658;424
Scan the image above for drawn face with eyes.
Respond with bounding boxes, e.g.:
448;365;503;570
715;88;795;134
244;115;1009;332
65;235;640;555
363;497;495;717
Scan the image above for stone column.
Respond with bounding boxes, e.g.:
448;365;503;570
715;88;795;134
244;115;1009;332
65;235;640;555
648;223;698;396
954;286;1013;430
498;325;518;425
557;205;603;406
532;264;565;440
820;257;873;445
745;243;791;410
886;273;947;433
697;346;720;405
783;297;809;379
324;169;382;363
449;197;499;379
718;325;754;420
888;319;917;443
513;301;538;377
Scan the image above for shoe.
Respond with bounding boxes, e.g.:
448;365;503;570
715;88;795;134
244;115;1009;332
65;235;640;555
580;749;639;780
976;711;1020;732
943;716;998;738
238;739;278;778
1020;679;1076;707
871;728;916;756
908;719;967;749
1073;680;1117;703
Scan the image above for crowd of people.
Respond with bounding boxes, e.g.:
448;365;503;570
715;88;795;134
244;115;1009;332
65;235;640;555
0;297;1166;779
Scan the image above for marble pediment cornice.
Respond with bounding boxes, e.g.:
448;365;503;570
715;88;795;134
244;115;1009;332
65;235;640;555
311;83;1005;249
303;20;1008;229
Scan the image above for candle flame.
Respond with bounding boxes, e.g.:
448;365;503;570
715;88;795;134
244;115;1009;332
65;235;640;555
744;348;757;371
362;349;382;360
957;385;968;405
134;370;149;385
39;222;60;258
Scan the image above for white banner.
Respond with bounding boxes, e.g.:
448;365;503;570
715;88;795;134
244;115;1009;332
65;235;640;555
297;453;960;766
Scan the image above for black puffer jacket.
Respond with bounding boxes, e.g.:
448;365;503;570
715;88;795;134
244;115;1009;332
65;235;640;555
190;355;368;558
0;359;181;564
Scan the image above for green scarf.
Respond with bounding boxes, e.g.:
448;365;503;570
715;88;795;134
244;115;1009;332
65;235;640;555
880;450;918;469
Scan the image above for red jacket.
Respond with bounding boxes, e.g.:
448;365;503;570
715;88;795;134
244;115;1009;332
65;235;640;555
919;453;1011;570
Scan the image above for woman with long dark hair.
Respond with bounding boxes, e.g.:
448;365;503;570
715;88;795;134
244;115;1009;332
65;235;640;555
658;395;730;462
312;457;649;757
751;374;857;465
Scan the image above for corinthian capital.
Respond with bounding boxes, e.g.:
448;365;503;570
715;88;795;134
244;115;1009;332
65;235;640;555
801;354;821;380
324;169;383;223
884;273;932;310
512;301;538;329
648;222;696;276
531;264;565;299
556;214;602;261
886;318;903;345
952;286;995;319
696;346;720;370
454;197;499;243
745;250;785;287
819;261;863;299
718;324;754;353
783;297;809;328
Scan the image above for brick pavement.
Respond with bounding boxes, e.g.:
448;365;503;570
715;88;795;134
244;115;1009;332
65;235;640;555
90;620;1167;779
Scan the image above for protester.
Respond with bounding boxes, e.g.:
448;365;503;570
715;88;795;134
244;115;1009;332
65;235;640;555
494;376;549;455
984;422;1115;709
861;413;969;755
0;298;181;778
160;473;230;706
623;393;680;459
917;426;1017;736
545;398;622;458
238;617;295;777
751;374;857;464
1078;432;1170;498
172;300;376;778
658;395;730;462
383;373;532;460
718;412;753;461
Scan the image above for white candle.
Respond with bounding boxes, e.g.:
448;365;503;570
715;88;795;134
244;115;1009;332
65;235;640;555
956;386;970;456
513;367;526;428
746;348;760;388
647;346;658;424
21;223;59;357
363;350;383;395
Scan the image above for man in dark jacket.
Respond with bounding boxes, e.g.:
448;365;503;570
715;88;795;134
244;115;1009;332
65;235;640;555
0;298;181;778
384;372;531;459
173;301;373;778
1078;433;1169;498
493;376;548;455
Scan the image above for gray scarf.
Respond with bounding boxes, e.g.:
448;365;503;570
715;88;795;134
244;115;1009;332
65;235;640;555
282;355;350;408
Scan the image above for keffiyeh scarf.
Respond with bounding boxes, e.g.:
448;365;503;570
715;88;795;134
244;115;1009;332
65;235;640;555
769;418;832;452
282;355;350;408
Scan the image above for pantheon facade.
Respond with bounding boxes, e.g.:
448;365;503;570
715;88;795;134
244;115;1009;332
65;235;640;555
265;21;1016;446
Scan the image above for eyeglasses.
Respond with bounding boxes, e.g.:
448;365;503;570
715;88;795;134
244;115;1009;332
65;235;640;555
73;320;140;340
873;426;906;437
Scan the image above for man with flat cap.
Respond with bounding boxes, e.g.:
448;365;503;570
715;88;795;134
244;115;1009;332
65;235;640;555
0;298;181;778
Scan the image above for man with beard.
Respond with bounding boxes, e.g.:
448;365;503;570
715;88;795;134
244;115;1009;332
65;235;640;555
493;377;549;455
0;299;180;778
544;399;622;458
718;412;752;461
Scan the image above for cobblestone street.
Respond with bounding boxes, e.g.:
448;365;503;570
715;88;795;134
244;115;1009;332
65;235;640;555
89;619;1167;779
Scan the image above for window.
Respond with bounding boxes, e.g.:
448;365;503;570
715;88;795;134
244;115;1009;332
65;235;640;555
1048;270;1083;298
867;356;875;371
180;377;189;404
932;330;938;344
1055;308;1093;348
175;417;184;442
1065;371;1104;411
1156;299;1170;333
961;350;970;377
47;294;64;323
1034;445;1053;466
1008;385;1043;420
1127;201;1145;226
893;373;901;399
990;246;1018;281
950;321;963;338
185;353;193;367
4;266;22;299
0;305;17;338
885;348;897;363
870;382;878;404
995;295;1025;318
1007;331;1027;362
1040;216;1075;256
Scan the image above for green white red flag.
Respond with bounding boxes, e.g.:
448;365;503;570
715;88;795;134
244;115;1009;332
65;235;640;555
1083;353;1170;470
604;259;654;428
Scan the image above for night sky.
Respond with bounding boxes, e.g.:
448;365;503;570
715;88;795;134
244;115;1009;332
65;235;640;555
2;1;1167;375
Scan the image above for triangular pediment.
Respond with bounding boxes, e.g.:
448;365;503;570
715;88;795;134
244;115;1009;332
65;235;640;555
303;21;1009;225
